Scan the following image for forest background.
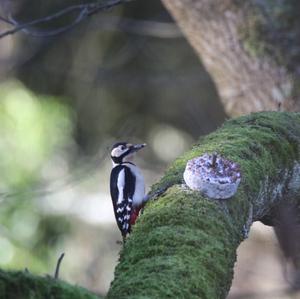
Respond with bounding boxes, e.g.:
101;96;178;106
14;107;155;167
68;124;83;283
0;1;295;298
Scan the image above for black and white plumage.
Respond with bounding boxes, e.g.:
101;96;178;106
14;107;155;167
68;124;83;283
110;142;146;238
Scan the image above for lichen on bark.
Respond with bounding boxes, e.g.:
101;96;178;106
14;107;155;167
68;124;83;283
108;111;300;299
237;0;300;70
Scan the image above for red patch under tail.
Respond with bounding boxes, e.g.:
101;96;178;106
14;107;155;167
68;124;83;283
130;204;145;225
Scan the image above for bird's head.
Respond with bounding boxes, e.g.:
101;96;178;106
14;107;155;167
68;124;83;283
110;142;146;165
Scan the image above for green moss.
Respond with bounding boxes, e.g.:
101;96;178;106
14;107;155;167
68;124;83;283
0;270;101;299
108;186;239;299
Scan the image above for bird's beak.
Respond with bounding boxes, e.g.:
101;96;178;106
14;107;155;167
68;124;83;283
129;143;146;153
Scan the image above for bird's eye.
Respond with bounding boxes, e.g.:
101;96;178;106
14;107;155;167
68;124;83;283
121;145;126;150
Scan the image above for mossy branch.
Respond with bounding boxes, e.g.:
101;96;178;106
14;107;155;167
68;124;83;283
107;112;300;299
0;269;102;299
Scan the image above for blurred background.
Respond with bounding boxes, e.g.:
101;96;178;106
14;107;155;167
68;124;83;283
0;0;294;298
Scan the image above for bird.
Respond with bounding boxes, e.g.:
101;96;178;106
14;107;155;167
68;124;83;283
109;142;147;241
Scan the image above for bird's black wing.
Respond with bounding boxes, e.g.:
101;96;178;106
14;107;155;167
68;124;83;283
110;165;136;237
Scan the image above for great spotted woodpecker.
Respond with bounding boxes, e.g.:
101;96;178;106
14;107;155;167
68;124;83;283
110;142;147;240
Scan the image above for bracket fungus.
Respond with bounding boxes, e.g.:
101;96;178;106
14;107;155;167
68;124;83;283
183;153;241;199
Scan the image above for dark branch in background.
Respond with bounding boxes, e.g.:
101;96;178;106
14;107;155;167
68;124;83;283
0;0;133;38
89;15;181;38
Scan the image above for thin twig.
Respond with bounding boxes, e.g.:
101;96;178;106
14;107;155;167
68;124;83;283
0;4;88;38
0;0;132;38
0;15;11;24
211;153;217;168
54;253;65;279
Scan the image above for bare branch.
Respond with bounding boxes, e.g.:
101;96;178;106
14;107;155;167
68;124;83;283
90;15;182;38
0;0;132;38
0;15;11;24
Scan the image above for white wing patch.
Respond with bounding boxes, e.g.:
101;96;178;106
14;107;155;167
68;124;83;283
117;169;125;204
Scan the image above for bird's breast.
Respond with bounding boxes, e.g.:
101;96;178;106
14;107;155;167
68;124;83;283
124;163;145;207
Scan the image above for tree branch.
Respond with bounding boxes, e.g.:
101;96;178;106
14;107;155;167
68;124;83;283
108;111;300;298
0;0;133;38
88;16;182;38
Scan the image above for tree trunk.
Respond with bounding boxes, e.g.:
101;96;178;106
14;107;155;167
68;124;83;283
161;0;300;116
107;111;300;298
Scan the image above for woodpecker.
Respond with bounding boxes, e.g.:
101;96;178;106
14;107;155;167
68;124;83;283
110;142;147;240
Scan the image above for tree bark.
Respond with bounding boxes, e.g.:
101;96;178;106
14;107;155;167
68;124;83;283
161;0;300;116
107;111;300;299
